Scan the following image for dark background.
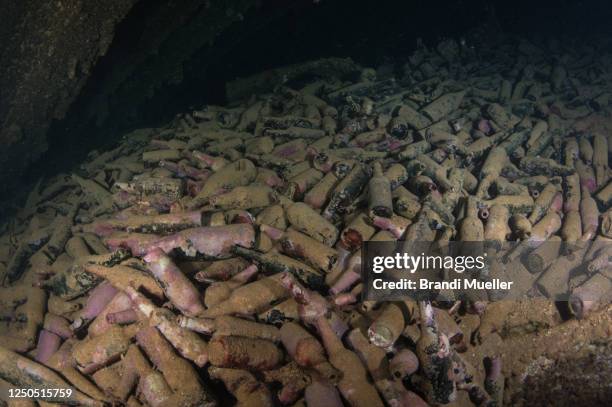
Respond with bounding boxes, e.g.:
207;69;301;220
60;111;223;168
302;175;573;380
39;0;611;175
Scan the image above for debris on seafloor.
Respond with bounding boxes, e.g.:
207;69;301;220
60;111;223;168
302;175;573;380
0;35;611;406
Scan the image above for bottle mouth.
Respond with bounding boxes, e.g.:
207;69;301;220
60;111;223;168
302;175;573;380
568;295;586;319
478;207;490;220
